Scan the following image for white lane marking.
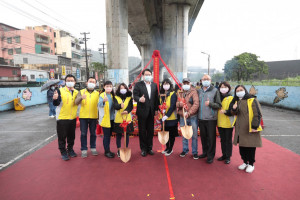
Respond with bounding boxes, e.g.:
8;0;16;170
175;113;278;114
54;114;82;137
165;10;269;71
263;135;300;136
0;131;55;133
0;134;57;171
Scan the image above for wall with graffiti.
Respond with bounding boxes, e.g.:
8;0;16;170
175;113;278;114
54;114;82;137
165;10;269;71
0;87;47;111
244;85;300;111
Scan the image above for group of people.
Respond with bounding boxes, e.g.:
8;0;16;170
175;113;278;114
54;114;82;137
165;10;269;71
50;69;263;174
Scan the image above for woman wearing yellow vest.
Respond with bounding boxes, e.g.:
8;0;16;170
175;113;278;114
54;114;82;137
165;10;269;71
113;83;134;157
75;77;100;158
98;81;115;158
160;79;178;156
217;81;234;164
231;85;263;173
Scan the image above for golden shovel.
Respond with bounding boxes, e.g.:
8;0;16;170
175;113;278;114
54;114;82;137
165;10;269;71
119;114;131;163
158;118;169;145
180;107;193;139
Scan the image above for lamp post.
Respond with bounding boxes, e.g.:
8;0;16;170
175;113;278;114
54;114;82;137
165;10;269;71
201;51;210;75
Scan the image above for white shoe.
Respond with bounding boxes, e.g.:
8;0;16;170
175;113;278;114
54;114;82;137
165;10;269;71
246;165;255;173
165;150;173;156
81;150;87;158
50;115;55;118
162;149;168;154
91;148;98;156
238;163;248;170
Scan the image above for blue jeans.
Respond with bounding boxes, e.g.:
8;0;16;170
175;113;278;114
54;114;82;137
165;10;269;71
80;118;97;151
102;120;114;153
48;102;56;116
180;115;198;155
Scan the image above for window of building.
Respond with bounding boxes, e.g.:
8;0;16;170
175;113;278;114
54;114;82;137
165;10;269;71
54;32;56;37
50;28;52;32
8;49;13;55
23;58;28;63
50;39;52;43
54;42;56;48
71;42;75;47
51;50;53;53
30;75;35;79
7;37;12;44
15;48;21;54
14;36;20;43
9;60;14;65
12;69;18;75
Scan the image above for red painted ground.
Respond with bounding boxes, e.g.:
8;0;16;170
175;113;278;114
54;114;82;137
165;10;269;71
1;129;300;200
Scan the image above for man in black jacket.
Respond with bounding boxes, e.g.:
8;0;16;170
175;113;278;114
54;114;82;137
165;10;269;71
133;69;159;157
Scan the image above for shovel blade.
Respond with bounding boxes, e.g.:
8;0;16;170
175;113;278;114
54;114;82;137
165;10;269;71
180;125;193;139
120;148;131;163
158;131;169;145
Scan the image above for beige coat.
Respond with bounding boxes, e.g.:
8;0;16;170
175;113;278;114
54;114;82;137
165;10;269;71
233;98;262;147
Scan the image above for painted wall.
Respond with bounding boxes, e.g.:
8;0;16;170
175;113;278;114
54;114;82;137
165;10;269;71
0;87;47;111
244;85;300;111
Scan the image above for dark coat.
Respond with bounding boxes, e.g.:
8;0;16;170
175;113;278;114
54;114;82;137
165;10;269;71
231;94;263;147
47;89;55;103
133;81;159;119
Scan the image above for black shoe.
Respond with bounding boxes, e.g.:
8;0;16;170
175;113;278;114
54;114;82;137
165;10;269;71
117;150;120;158
217;156;226;161
193;154;199;160
141;151;147;157
225;158;231;164
198;154;207;159
165;149;173;156
105;151;115;158
68;149;77;158
61;152;70;161
180;151;188;157
206;158;214;164
148;150;154;155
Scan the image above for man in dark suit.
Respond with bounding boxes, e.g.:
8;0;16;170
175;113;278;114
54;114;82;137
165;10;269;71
133;69;159;157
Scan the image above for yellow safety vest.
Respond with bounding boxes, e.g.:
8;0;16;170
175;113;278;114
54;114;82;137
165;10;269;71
232;98;263;132
160;91;177;120
79;89;99;119
217;96;234;128
99;92;111;128
114;96;132;123
58;87;78;120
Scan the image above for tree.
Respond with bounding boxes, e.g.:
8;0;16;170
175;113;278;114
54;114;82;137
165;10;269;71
212;73;225;82
224;52;268;81
90;62;107;81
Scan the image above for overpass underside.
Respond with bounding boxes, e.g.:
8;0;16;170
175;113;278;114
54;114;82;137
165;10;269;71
106;0;204;84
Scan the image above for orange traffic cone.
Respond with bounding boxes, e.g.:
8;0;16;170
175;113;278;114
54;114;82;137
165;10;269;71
76;117;80;127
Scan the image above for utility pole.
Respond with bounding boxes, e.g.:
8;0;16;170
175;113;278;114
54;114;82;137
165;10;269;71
201;51;210;75
80;32;90;80
99;43;106;81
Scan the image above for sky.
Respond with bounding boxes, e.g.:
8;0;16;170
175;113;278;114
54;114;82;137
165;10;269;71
1;0;300;71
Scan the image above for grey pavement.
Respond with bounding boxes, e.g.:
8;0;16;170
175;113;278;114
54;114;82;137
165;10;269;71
0;104;299;171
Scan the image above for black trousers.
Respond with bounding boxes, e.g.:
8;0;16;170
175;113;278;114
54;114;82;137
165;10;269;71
102;120;114;153
218;127;233;159
165;125;178;151
239;146;256;166
199;120;217;160
57;119;76;154
138;113;154;151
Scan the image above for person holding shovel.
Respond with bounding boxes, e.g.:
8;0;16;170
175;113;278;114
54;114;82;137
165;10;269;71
98;81;115;158
75;77;99;158
113;83;134;158
197;74;222;164
159;79;178;156
176;78;199;160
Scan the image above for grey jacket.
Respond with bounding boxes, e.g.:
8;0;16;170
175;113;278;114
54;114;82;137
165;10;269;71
197;85;222;120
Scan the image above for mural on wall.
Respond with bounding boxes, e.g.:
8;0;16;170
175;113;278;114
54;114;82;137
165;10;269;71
249;85;258;95
22;88;32;101
273;87;288;104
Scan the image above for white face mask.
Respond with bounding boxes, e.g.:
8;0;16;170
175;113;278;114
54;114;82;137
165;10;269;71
120;88;127;94
163;84;170;91
220;87;229;94
87;82;95;89
182;84;190;91
202;80;211;87
144;75;153;82
51;86;55;90
66;82;75;88
105;87;112;93
236;90;246;98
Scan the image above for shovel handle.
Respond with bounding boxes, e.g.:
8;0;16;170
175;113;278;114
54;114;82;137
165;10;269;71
182;107;187;126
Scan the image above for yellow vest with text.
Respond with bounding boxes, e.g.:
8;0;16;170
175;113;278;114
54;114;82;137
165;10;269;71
58;87;78;120
99;92;111;128
217;96;234;128
114;96;132;123
160;91;177;121
79;89;99;119
232;98;263;132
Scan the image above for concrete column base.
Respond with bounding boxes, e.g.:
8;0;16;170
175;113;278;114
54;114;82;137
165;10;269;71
107;69;129;86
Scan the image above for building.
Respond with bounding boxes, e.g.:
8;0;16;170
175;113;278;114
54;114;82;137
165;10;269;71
263;60;300;79
0;23;55;66
0;65;21;82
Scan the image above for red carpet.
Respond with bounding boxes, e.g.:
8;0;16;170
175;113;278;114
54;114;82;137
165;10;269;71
1;129;300;200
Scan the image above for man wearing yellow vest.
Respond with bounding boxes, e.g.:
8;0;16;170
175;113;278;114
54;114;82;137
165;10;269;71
75;77;99;158
53;74;79;161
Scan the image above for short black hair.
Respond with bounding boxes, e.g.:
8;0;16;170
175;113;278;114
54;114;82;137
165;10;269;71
142;69;152;75
87;77;97;82
219;81;231;93
65;74;76;82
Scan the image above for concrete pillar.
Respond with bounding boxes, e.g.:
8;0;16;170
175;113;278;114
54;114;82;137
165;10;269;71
106;0;128;85
163;3;190;82
141;45;151;70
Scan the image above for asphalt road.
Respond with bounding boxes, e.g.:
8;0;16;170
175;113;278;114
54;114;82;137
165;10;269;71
0;104;299;171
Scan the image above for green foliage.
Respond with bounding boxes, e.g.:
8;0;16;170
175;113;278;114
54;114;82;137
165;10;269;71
211;73;225;82
230;76;300;86
90;62;107;78
224;52;268;81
